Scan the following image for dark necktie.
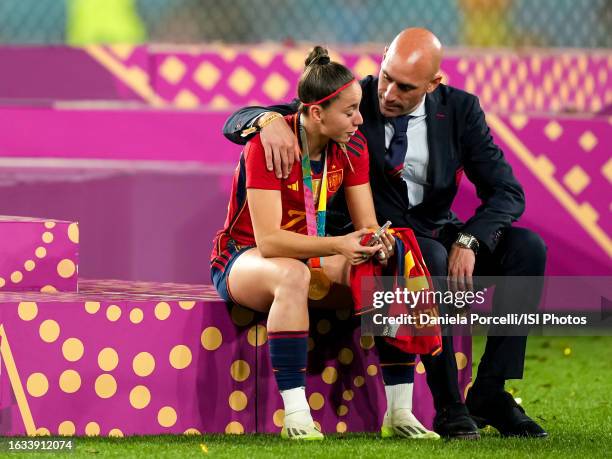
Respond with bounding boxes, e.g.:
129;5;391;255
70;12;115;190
384;115;411;179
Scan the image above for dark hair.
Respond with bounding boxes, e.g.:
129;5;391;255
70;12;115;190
298;46;355;113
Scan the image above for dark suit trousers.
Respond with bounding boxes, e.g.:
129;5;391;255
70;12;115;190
417;227;547;411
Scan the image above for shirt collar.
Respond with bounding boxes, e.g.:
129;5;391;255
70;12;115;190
408;95;426;117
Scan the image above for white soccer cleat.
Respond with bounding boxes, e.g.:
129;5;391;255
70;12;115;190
381;409;440;439
281;420;324;441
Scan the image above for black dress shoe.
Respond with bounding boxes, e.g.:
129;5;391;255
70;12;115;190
433;403;481;440
466;390;548;438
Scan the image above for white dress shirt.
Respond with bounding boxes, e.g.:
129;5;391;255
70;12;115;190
384;96;429;208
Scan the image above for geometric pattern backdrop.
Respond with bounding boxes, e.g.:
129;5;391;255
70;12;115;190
88;44;612;114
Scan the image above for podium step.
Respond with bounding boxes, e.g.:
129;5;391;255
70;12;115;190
0;216;78;293
0;280;471;436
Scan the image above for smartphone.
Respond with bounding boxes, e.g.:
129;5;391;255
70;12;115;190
367;221;392;246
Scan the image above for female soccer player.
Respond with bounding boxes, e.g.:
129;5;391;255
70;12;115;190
211;46;437;440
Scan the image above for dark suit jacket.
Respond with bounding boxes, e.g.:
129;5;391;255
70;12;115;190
223;76;525;252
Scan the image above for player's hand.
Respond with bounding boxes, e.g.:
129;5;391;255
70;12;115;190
260;114;301;179
375;230;395;264
335;229;383;265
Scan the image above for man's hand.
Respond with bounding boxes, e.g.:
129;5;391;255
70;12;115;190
260;114;301;179
447;244;476;292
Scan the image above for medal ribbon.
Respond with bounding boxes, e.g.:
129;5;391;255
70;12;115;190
297;116;328;269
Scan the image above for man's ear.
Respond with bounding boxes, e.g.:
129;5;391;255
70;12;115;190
426;73;443;93
381;45;389;63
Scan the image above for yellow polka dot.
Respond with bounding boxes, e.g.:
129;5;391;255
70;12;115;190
18;302;38;321
133;352;156;377
129;308;144;324
354;376;365;387
335;308;351;320
129;385;151;409
95;374;117;399
228;390;248;411
342;390;354;401
225;421;244;434
272;409;285;427
35;247;47;258
85;422;100;436
366;364;378;376
62;337;84;362
108;428;123;437
338;348;354;365
464;381;474;400
59;370;81;393
416;361;426;374
247;325;267;346
157;406;177;427
307;337;315;352
106;305;122;322
359;336;375;350
85;301;101;314
35;427;50;436
24;260;36;271
230;305;254;326
455;352;468;370
40;285;57;293
39;319;60;343
154;302;171;320
184;428;201;435
169;345;192;370
42;232;54;243
337;405;348;416
178;301;196;310
230;360;251;382
336;421;347;433
0;277;5;288
98;347;119;371
308;392;325;410
68;223;79;244
11;271;23;283
57;259;76;278
321;366;338;384
58;421;75;436
316;319;331;334
201;327;222;350
26;373;48;397
44;221;56;229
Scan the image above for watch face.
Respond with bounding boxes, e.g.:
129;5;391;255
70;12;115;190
458;234;471;245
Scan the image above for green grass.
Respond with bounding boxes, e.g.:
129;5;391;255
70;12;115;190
6;336;611;458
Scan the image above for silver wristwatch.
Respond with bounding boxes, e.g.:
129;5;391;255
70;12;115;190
455;232;480;254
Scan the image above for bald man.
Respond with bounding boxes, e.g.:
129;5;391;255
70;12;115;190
222;28;547;439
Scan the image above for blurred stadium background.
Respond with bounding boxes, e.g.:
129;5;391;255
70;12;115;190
0;0;610;47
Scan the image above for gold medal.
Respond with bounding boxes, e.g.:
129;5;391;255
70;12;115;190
308;268;331;300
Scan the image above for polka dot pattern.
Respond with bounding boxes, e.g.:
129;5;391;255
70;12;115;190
0;275;471;436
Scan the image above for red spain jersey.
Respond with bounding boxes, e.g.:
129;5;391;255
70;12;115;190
211;114;369;268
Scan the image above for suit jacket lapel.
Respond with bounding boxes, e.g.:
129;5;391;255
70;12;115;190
360;77;386;171
424;89;450;203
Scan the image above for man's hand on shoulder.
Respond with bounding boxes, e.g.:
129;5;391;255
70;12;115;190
259;112;301;179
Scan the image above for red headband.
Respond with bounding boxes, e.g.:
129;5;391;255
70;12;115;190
302;79;356;106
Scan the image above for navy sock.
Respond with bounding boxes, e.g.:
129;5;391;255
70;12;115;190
268;331;308;391
375;337;415;385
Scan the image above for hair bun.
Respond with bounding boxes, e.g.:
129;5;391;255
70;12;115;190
305;46;331;67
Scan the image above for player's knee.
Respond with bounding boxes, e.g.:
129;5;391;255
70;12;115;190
278;261;311;294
